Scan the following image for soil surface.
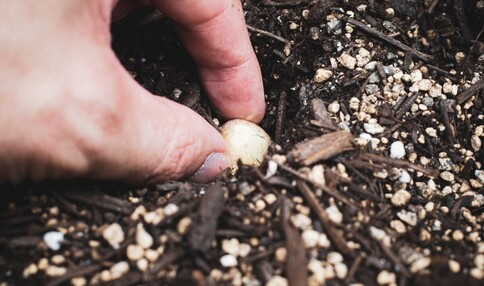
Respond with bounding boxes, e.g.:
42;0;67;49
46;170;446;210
1;1;483;285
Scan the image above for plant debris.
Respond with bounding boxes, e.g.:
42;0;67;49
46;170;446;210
1;0;483;285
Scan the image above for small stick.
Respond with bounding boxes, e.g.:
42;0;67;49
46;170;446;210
247;24;289;43
46;265;102;286
281;198;308;286
359;153;439;177
344;18;433;62
275;91;287;144
427;0;440;14
456;77;484;104
345;256;363;284
297;181;353;256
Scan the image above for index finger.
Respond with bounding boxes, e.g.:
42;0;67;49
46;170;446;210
152;0;266;123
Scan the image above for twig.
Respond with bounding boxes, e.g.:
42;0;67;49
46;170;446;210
247;24;289;43
344;18;433;62
359;153;439;177
456;77;484;104
275;91;287;144
297;181;353;256
281;198;308;286
453;0;472;42
46;265;101;286
262;0;305;7
427;0;440;14
271;159;361;211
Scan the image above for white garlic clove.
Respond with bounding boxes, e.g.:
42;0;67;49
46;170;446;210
220;119;271;168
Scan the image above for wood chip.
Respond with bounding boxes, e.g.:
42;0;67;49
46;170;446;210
288;130;353;166
189;182;225;252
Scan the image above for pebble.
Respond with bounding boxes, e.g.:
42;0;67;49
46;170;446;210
319;233;331;248
222;238;240;256
51;255;65;265
470;268;484;279
399;170;411;183
440;171;455;182
302;229;320;248
471;135;481;151
266;276;288;286
474;254;484;269
391;190;411;207
448;260;460;273
397;210;418;226
163;203;179;216
291;213;312;230
275;247;287;262
143;211;163;225
376;270;396;285
476;170;484;183
390;220;407;233
254;199;266;212
238;243;251;258
334;263;348;279
308;164;326;186
410;69;423;82
43;231;64;251
144;249;159;262
46;266;67;277
452;230;464;241
338;53;357;69
110;261;129;280
71;277;87;286
264;193;278;205
326;205;343;224
102;223;124;249
309;27;320;40
418;79;432;91
23;263;38;278
266;160;278;177
177;217;192;235
390;141;406;159
220;254;238;267
38;258;49;270
130;205;146;221
327;19;342;34
383;21;397;32
136;223;153;249
442;82;454;94
356;48;371;67
425;127;438;137
327;251;344;264
410;257;431;273
364;122;385;134
314;68;333;83
136;258;148;272
126;244;144;261
328;101;340;113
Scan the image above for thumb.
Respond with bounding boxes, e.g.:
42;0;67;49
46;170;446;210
86;71;231;184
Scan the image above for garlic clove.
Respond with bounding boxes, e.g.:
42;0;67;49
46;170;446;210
220;119;271;168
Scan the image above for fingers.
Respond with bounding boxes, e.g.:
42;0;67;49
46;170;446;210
96;73;232;184
0;0;232;184
151;0;266;123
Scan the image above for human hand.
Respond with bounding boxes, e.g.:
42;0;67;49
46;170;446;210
0;0;265;184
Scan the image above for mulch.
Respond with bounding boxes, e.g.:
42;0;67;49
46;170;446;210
1;1;483;285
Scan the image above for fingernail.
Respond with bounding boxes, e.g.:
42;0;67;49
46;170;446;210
190;153;231;183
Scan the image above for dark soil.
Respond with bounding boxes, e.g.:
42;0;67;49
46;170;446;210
1;1;483;285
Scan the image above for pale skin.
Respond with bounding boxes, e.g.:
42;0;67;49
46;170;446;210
0;0;266;184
